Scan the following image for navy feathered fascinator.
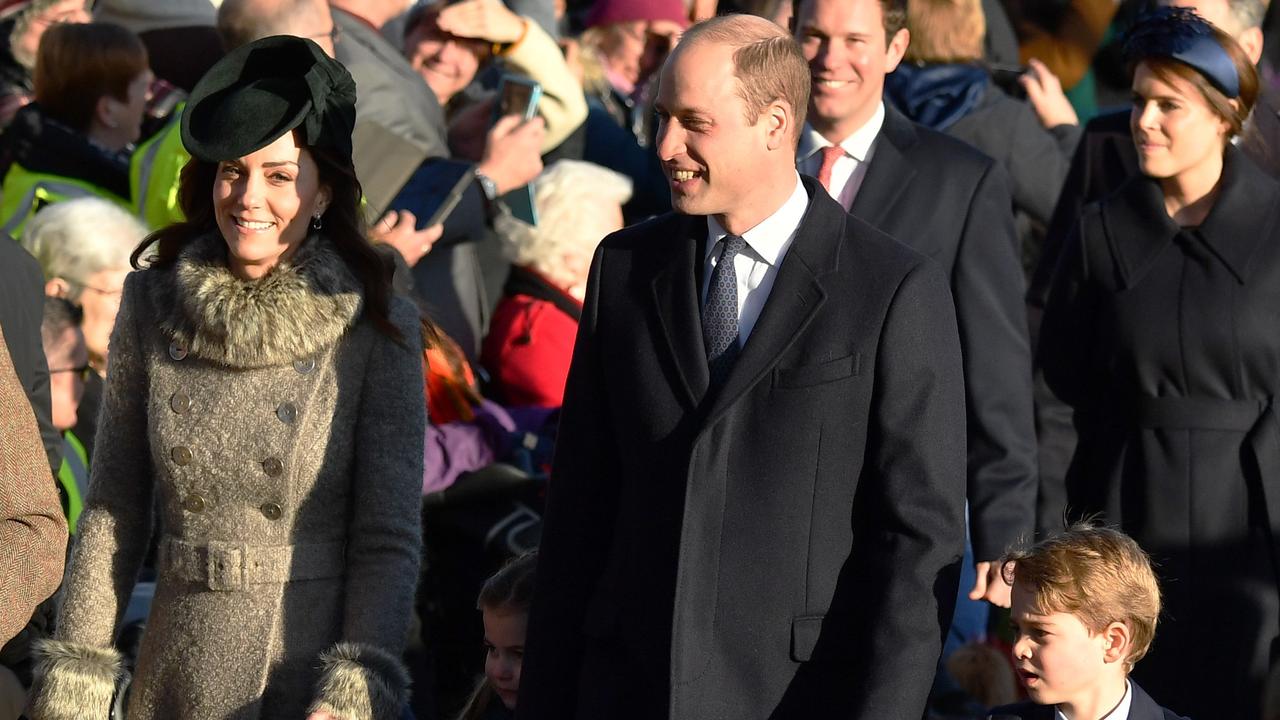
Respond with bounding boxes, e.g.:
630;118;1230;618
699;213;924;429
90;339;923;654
1122;6;1240;98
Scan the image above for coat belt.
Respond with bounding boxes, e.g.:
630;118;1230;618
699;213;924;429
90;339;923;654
159;535;346;592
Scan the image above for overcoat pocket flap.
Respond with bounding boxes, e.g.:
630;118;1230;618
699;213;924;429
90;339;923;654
790;614;825;662
773;353;859;389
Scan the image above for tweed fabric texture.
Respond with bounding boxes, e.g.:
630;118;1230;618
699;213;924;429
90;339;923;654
0;329;66;644
39;232;426;720
702;234;744;392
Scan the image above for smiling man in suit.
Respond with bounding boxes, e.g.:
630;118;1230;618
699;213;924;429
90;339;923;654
794;0;1037;607
518;13;967;720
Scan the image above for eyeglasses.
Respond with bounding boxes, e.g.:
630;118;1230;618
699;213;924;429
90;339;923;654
304;25;340;44
65;278;123;297
49;364;92;382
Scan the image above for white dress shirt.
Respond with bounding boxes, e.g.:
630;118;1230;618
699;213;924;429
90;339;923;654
1055;680;1133;720
701;173;809;346
796;101;886;210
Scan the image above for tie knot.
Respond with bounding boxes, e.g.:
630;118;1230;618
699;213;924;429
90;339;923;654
820;145;844;164
721;233;746;257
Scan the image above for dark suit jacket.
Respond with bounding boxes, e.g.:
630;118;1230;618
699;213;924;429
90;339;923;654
989;680;1191;719
518;176;968;720
848;104;1036;562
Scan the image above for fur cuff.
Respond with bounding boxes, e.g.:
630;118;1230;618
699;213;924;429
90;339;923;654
29;639;123;720
308;642;411;720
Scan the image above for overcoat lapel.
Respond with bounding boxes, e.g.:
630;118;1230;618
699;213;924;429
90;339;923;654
650;214;710;409
849;104;919;228
1104;147;1280;289
704;178;842;425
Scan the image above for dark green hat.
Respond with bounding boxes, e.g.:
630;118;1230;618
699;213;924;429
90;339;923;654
181;35;357;163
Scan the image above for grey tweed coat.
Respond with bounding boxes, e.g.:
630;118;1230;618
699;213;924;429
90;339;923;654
30;232;426;720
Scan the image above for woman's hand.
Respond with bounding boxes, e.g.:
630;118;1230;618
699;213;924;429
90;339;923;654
436;0;526;45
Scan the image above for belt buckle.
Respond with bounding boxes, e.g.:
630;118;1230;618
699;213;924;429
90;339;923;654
205;541;246;591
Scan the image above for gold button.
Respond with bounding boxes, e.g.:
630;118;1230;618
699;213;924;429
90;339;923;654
260;502;283;520
293;357;315;374
183;493;205;513
171;446;193;466
276;402;297;424
170;392;192;414
262;457;284;477
168;342;188;361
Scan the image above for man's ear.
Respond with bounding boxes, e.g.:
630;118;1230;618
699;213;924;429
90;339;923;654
764;100;793;151
45;277;71;298
1239;26;1264;67
1101;621;1132;665
884;28;910;74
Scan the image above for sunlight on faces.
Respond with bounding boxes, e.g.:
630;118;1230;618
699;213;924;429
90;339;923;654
655;40;788;227
796;0;908;141
1130;62;1231;185
406;13;487;105
46;324;87;431
77;267;128;371
482;608;527;710
1010;584;1127;712
213;131;330;281
115;69;153;147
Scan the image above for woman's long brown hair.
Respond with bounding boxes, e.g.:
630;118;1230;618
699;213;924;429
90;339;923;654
131;142;405;342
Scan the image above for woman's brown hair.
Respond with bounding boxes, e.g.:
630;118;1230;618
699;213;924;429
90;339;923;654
131;139;405;342
1132;24;1259;140
34;22;148;134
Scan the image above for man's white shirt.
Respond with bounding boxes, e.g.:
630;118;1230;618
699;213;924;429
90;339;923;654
796;101;886;210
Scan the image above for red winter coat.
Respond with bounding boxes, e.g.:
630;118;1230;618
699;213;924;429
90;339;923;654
480;266;582;408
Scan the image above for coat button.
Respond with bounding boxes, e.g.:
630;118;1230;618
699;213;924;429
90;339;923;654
293;357;315;374
183;493;205;513
168;341;188;361
171;446;193;466
262;457;284;477
276;402;297;424
260;502;283;520
170;392;192;414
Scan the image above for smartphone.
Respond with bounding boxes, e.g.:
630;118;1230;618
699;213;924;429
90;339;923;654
493;75;542;227
986;62;1029;99
494;74;543;124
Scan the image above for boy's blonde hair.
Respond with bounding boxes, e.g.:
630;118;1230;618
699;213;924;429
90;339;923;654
903;0;985;63
1002;523;1161;670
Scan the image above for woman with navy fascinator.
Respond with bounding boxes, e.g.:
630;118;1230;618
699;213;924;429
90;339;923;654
26;35;426;720
1039;7;1279;717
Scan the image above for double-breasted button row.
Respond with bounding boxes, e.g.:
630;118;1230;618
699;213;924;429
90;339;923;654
276;402;297;424
180;493;284;520
168;341;188;361
294;357;315;374
172;446;193;465
262;457;284;477
170;392;192;414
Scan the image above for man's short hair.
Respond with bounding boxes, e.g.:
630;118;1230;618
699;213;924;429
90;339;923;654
680;14;811;145
904;0;985;63
1002;523;1161;670
41;296;81;350
792;0;907;43
217;0;320;50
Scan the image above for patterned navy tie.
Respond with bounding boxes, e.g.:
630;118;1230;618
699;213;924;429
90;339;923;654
703;234;746;392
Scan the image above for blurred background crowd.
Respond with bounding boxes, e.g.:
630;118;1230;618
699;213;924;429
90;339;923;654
3;0;1280;718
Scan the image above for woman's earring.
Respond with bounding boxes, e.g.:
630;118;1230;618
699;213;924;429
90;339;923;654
311;214;323;231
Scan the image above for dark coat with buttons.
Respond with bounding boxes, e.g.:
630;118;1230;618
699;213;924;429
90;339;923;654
1038;147;1280;720
31;232;426;720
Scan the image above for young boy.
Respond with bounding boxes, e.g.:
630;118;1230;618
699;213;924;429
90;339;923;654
989;524;1190;720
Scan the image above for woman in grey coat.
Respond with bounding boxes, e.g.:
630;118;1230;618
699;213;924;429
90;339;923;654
28;36;427;720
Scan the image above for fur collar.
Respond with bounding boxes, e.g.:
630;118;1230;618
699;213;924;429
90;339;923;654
150;231;364;368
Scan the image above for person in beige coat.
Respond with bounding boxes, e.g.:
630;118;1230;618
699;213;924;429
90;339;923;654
0;327;67;647
28;36;427;720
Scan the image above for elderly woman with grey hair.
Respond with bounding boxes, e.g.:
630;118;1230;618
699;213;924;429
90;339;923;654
21;196;148;376
480;159;631;407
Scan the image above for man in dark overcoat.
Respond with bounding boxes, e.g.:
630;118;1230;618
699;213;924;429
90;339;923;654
793;0;1037;604
517;14;967;720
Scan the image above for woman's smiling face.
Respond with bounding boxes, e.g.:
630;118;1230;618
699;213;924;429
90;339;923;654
213;131;330;281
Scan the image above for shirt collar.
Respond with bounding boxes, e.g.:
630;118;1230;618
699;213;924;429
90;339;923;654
797;101;886;163
1055;680;1133;720
705;173;808;266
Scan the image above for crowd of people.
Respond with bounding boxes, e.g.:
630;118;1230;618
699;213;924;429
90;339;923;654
2;0;1280;719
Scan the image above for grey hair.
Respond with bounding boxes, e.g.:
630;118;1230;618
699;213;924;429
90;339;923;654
21;198;148;301
1228;0;1267;31
494;160;632;290
216;0;323;50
